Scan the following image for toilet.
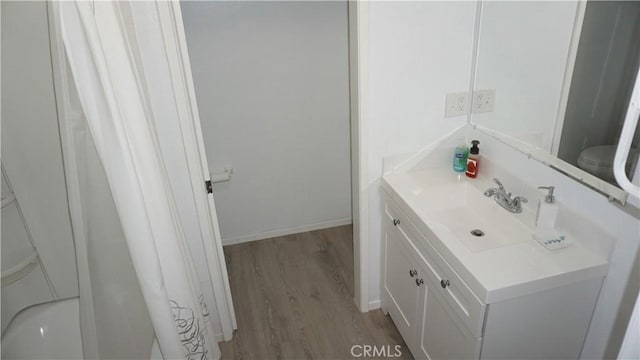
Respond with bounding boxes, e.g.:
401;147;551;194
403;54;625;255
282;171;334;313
577;145;638;182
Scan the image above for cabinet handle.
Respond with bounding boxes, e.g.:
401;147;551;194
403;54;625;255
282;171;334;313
409;269;417;277
393;218;401;226
440;279;450;288
416;278;424;286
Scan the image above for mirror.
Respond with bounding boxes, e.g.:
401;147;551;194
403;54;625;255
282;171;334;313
471;0;640;204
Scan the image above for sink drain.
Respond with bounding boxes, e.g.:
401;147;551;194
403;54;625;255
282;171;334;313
470;229;485;237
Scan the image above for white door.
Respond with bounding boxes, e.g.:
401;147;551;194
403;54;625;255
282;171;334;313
155;2;237;339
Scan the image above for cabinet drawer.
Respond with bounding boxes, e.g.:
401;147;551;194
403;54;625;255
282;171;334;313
385;197;485;337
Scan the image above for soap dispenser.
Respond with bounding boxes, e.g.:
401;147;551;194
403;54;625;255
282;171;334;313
465;140;480;178
535;186;559;230
452;144;469;173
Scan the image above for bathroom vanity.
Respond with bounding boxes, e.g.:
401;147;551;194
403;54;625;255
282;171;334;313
381;168;610;359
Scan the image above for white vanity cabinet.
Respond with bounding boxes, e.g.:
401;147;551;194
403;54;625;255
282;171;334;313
382;194;604;360
383;197;482;359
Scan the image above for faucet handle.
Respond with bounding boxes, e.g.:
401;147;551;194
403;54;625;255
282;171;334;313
509;196;528;213
493;178;505;190
537;186;555;204
511;196;528;212
512;196;528;204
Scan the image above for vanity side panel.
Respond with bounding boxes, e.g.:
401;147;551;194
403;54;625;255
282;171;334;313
480;277;603;359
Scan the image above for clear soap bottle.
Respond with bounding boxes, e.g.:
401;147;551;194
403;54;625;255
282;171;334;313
453;144;469;173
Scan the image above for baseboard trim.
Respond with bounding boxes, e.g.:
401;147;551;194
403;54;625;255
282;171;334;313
222;218;353;246
368;299;381;311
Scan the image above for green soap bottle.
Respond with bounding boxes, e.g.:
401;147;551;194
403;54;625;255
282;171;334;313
453;144;469;173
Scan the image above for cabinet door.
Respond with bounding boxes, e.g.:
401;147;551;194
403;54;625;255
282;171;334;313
416;284;481;360
383;222;420;343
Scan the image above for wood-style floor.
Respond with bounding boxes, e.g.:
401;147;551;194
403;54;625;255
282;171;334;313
220;225;412;360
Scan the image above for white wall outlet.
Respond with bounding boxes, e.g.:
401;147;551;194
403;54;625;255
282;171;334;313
472;89;495;113
445;92;469;117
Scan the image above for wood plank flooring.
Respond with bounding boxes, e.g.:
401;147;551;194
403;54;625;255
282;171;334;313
220;225;412;360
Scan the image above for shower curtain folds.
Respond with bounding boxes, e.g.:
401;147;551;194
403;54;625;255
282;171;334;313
58;2;220;359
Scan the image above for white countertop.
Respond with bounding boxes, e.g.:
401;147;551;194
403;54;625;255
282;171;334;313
382;168;610;304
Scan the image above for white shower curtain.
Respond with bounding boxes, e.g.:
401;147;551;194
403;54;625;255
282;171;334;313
58;2;220;359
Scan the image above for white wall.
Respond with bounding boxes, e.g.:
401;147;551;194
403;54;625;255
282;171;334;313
365;1;477;305
472;1;578;151
180;1;352;244
1;1;78;299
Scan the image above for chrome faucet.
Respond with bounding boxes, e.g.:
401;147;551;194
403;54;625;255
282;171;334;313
483;178;506;197
484;178;528;213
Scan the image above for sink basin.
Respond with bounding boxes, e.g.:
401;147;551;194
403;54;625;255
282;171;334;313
416;182;531;253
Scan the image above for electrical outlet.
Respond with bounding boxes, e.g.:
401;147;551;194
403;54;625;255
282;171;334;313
445;92;469;117
472;89;495;113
